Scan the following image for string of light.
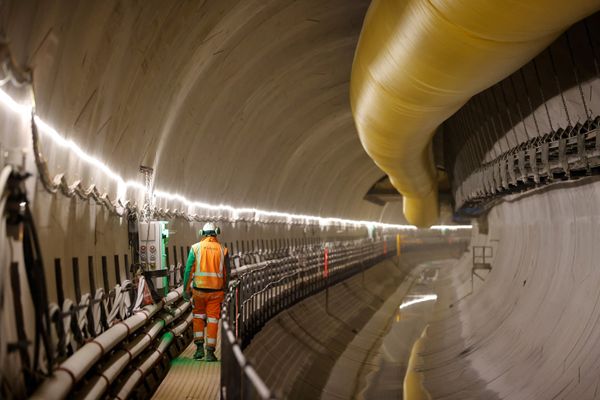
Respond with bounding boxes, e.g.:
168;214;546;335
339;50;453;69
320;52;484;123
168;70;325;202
0;87;471;231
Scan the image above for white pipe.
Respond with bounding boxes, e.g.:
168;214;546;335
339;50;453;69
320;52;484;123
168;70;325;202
107;282;132;324
80;301;191;400
114;313;193;400
31;287;183;400
164;287;183;305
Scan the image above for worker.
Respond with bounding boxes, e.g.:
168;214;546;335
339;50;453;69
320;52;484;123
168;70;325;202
183;222;230;361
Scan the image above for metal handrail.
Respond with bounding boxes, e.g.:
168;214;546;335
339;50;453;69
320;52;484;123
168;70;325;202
220;237;395;400
241;269;301;308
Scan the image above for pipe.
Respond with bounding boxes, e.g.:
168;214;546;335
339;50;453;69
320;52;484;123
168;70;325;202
30;287;183;400
114;312;193;400
79;300;191;400
350;0;600;227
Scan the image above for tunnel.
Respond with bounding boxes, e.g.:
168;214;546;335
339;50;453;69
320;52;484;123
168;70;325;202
1;1;600;399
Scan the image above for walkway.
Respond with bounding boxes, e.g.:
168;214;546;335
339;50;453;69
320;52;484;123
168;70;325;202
152;329;222;400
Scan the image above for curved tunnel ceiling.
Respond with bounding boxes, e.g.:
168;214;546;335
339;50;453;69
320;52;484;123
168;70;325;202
3;0;402;222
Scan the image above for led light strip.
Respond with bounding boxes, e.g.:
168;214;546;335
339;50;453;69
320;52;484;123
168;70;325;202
0;87;471;230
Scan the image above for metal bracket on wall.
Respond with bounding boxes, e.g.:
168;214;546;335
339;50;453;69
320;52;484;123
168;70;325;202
456;116;600;217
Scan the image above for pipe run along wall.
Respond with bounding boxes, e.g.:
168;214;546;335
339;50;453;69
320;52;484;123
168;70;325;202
350;0;600;227
30;288;182;400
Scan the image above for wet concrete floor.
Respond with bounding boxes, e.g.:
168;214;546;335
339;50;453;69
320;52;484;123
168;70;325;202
358;260;453;399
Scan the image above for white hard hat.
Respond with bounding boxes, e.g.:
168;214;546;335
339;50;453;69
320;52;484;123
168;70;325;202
200;222;220;236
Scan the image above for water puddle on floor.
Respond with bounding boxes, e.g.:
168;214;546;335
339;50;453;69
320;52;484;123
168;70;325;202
359;260;453;400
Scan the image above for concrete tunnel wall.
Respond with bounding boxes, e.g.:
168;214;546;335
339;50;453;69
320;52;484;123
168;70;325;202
0;0;408;305
1;0;386;220
420;22;600;397
4;2;600;399
243;178;600;400
420;180;600;399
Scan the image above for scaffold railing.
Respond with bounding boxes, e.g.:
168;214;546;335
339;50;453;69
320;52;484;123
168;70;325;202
220;237;396;400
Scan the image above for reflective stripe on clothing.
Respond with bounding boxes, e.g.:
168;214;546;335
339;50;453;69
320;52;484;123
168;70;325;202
196;272;223;278
192;289;224;348
192;237;227;289
194;331;204;338
193;313;206;319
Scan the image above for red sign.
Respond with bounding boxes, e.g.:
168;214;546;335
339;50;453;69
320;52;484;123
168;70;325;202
235;287;239;339
323;247;329;278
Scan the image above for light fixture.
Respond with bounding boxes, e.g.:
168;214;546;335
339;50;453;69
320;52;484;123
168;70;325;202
0;87;472;231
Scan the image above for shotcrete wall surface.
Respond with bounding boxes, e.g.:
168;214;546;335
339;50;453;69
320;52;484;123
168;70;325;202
422;179;600;399
1;0;385;222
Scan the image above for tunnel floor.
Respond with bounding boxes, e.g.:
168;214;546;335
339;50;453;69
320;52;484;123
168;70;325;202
152;328;222;400
243;245;463;399
358;260;449;399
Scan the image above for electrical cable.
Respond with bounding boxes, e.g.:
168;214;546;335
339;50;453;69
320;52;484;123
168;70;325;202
41;303;61;374
89;288;108;336
76;293;91;342
106;284;124;325
22;202;54;376
0;165;12;301
106;281;134;326
60;298;87;355
0;165;13;396
60;299;74;354
132;276;147;312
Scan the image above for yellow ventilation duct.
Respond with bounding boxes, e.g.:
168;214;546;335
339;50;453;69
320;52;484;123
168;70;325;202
351;0;600;227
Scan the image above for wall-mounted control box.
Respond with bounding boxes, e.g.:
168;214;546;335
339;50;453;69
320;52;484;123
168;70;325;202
138;221;169;292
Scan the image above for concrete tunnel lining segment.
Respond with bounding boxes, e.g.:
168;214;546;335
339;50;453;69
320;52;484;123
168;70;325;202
1;0;391;222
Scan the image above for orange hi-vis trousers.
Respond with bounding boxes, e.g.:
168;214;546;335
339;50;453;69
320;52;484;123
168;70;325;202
192;289;224;349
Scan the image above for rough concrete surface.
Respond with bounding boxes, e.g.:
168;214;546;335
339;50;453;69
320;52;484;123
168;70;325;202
244;245;463;399
421;179;600;399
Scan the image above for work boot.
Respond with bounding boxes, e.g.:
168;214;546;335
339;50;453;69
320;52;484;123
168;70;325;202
193;342;205;360
205;347;218;362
